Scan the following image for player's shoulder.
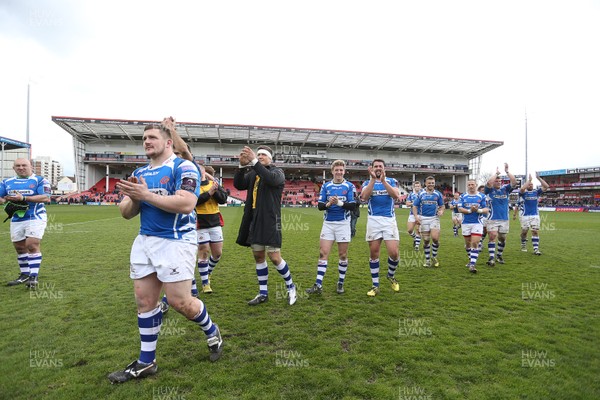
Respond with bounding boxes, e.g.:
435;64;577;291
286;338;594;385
324;179;335;186
386;177;398;185
361;179;371;187
176;158;199;171
175;160;200;177
342;180;355;190
34;175;49;184
133;164;149;176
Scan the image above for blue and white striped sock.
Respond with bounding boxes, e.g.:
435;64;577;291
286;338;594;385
138;306;162;364
498;241;506;256
369;259;380;287
338;260;348;284
191;278;198;297
18;253;29;275
190;300;216;337
470;248;480;265
432;243;439;258
387;257;399;278
424;244;431;261
532;236;540;251
488;242;496;260
28;253;42;277
275;259;294;289
315;260;327;287
208;255;220;275
256;261;269;295
198;259;209;286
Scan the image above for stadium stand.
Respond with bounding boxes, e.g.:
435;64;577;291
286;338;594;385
539;166;600;209
51;116;504;202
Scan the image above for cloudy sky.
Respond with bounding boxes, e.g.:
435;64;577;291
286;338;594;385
1;0;599;178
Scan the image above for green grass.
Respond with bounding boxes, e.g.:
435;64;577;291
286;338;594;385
1;206;599;399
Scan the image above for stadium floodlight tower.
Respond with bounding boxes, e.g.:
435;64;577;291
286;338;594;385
524;111;528;179
469;156;481;181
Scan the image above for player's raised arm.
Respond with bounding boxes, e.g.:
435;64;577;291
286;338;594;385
536;172;550;192
360;167;377;202
521;174;533;194
487;167;500;188
163;117;193;162
505;163;517;187
381;175;400;200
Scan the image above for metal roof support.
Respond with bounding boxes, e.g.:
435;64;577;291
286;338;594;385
376;137;393;150
327;133;340;148
117;124;136;142
420;139;442;153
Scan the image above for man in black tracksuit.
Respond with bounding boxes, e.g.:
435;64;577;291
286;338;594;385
234;145;297;306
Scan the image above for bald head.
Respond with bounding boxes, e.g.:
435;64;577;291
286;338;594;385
13;158;32;178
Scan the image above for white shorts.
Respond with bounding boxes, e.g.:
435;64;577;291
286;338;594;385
486;220;510;234
320;220;351;243
130;235;196;282
366;216;399;241
481;218;489;228
197;226;224;244
10;219;47;242
520;215;540;230
462;223;484;237
452;212;463;222
419;216;441;233
407;214;417;223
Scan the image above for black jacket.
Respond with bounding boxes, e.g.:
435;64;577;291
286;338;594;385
234;162;285;247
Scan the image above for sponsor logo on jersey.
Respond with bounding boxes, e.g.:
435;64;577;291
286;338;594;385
142;170;160;177
181;177;198;192
372;190;389;196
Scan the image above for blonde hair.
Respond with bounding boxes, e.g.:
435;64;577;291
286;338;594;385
331;159;346;171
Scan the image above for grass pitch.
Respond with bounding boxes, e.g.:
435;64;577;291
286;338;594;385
1;205;599;399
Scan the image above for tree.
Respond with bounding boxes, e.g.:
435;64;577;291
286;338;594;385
478;171;494;186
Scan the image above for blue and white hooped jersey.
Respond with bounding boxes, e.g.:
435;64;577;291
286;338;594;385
520;188;543;216
459;192;487;224
450;198;461;213
362;177;398;218
484;184;513;220
319;179;356;222
481;195;492;221
413;190;444;217
0;174;50;221
132;155;200;242
407;190;424;216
